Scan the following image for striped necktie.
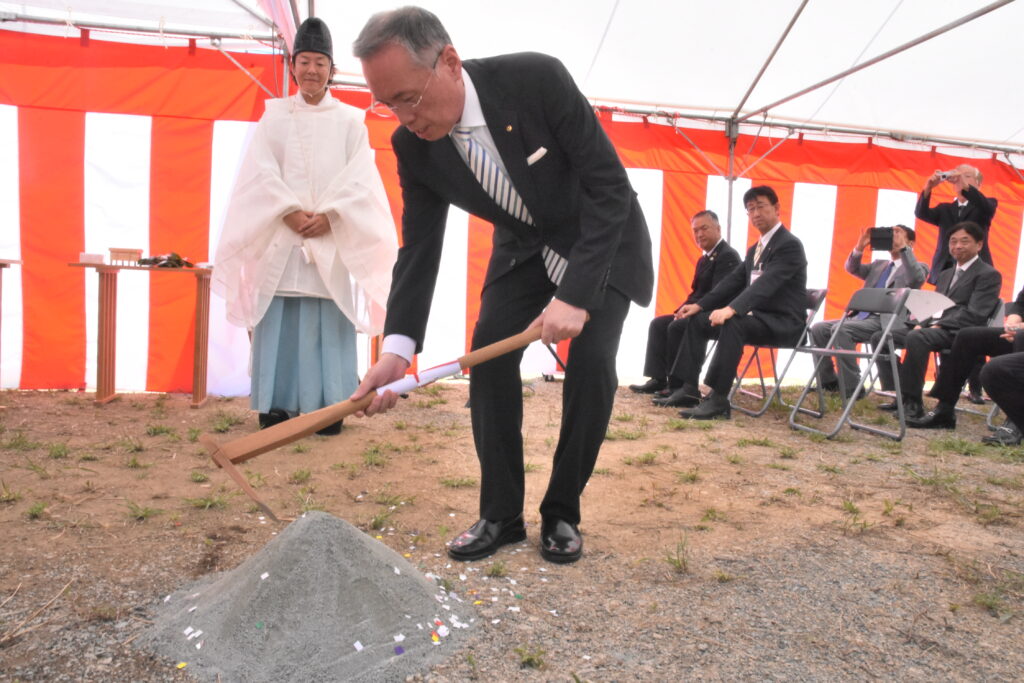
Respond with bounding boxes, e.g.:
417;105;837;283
453;127;567;285
752;240;764;266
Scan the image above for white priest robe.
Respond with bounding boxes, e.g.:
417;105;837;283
213;91;397;335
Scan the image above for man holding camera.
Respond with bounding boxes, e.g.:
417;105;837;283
875;222;1001;420
809;224;927;398
915;164;998;285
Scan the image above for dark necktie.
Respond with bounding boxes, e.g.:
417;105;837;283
947;267;964;293
854;261;895;319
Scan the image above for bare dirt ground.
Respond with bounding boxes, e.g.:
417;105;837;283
1;378;1022;681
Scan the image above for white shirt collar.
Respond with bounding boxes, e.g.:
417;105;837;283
703;238;724;258
452;70;485;131
759;222;783;246
956;255;980;272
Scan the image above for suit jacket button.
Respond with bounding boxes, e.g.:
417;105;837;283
510;258;517;268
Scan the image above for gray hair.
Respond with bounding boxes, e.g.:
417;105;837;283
692;209;720;225
353;6;451;68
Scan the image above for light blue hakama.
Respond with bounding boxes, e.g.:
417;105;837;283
250;296;358;415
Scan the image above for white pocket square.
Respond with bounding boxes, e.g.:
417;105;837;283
526;147;548;165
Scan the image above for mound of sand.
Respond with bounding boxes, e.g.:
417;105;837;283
138;512;474;682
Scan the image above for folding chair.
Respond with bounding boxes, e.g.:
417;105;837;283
728;288;827;417
789;287;912;441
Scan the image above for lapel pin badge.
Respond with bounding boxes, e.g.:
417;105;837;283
505;125;513;132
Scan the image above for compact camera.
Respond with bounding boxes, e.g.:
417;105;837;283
869;227;894;252
937;170;953;180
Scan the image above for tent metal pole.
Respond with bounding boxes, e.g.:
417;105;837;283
226;0;276;29
726;120;738;243
281;40;290;98
731;0;809;119
214;41;276;98
289;0;301;28
1;12;276;41
737;0;1015;124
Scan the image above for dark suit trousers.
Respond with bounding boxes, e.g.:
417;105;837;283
980;352;1024;429
470;253;629;525
642;314;690;384
930;327;1024;404
679;312;798;396
880;326;956;400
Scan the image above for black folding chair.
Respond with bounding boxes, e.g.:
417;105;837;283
728;288;828;417
789;287;912;441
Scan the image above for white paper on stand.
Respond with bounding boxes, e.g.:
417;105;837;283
905;289;955;322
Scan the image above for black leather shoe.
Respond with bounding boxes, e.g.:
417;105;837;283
966;390;986;405
316;419;344;436
258;408;290;429
629;378;667;394
878;400;898;412
821;380;840;393
447;515;526;561
903;399;925;421
679;393;731;420
908;406;956;429
982;424;1022;446
540;518;582;564
652;386;701;408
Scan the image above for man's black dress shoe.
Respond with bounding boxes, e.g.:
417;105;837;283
540;518;582;564
652;386;701;408
982;423;1022;446
628;378;667;394
679;393;731;420
821;380;840;393
908;406;956;429
258;408;290;429
316;419;344;436
877;400;898;412
878;399;924;419
447;515;526;561
966;390;987;405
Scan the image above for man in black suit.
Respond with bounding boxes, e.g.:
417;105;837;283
351;7;653;564
628;210;741;406
980;351;1024;446
809;224;927;398
875;222;1001;420
672;186;807;420
909;285;1023;431
916;164;998;285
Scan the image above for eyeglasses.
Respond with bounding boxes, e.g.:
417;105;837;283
745;202;774;215
367;51;442;118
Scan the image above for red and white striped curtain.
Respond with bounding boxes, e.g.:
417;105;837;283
2;29;1023;395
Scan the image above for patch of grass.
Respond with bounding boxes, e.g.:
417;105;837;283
246;470;266;488
4;431;41;451
374;490;415;507
666;418;713;431
210;410;246;433
486;560;509;578
369;508;393;530
523;462;542;473
145;424;178;438
986;475;1023;490
394;420;407;430
78;453;99;462
514;644;546;670
187;428;201;443
48;443;70;459
676;467;700;483
288;469;312;485
293;442;310;454
840;498;873;534
613;413;635;422
24;457;50;479
26;501;47;520
296;489;326;513
725;454;744;465
817;463;843;474
125;455;149;469
605;428;644;441
767;463;790;471
783;487;801;496
440;476;476;488
0;480;22;503
778;446;799;459
975;504;1004;526
664;535;690;574
736;437;775;448
905;465;961;492
701;507;724;522
928;435;983;458
713;570;737;583
624;451;658;466
362;444;388;468
189;470;209;483
184;492;232;510
125;501;162;521
118;437;144;454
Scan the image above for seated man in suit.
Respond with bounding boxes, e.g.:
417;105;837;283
809;224;927;399
909;284;1024;430
672;185;807;419
979;351;1024;446
875;221;1001;420
628;210;741;406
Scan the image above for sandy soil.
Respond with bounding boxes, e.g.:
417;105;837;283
0;379;1022;681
